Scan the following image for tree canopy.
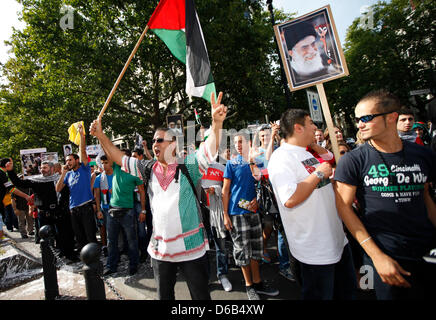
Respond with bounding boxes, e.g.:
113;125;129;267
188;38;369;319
0;0;293;160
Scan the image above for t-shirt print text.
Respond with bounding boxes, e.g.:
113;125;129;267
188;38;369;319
364;163;427;203
69;172;81;187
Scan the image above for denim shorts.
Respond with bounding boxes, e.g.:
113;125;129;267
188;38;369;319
229;212;263;266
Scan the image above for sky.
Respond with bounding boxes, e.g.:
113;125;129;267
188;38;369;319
0;0;389;65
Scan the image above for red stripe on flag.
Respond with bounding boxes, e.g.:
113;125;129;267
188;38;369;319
148;0;185;30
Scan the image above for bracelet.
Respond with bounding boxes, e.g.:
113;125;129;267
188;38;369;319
249;162;256;165
140;210;147;214
359;236;372;246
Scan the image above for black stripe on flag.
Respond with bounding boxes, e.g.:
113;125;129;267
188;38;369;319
185;0;214;87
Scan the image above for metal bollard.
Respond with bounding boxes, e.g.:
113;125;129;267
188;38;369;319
80;243;106;300
39;225;60;300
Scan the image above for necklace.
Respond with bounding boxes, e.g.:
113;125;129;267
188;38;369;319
368;139;406;184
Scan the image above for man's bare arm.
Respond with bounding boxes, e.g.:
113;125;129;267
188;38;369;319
204;92;227;159
78;123;88;166
222;178;233;230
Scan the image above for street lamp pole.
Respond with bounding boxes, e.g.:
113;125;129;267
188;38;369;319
266;0;292;108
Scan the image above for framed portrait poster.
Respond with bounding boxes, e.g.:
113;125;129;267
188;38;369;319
20;148;46;177
63;144;72;158
274;5;348;91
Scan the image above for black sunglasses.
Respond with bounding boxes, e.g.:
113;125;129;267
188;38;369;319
151;138;171;144
355;111;393;123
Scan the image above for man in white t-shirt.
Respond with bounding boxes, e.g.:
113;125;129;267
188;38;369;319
268;108;356;300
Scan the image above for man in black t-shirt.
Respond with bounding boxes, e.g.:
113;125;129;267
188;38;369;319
334;90;436;300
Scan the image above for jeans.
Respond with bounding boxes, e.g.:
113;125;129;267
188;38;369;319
363;253;436;300
211;227;228;277
151;254;211;300
4;205;18;231
106;208;139;271
14;209;34;236
133;202;148;256
277;230;290;271
299;244;356;300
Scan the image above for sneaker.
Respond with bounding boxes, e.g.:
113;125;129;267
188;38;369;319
28;231;35;236
279;267;296;282
129;268;138;276
246;286;260;300
21;234;29;239
423;248;436;264
218;275;233;292
253;281;279;297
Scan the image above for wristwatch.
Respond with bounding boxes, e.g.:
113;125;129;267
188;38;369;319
313;171;325;180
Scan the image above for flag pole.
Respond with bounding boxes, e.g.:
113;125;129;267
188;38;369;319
98;25;150;120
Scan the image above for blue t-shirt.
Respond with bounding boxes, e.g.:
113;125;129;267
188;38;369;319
224;155;257;215
255;146;278;169
93;173;113;210
64;162;94;209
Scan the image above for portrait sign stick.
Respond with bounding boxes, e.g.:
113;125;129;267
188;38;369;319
316;83;340;164
98;25;150;120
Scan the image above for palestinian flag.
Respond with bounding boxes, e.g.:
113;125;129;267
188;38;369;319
194;108;201;125
148;0;216;102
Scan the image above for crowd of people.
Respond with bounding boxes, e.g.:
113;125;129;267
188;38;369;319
0;89;435;301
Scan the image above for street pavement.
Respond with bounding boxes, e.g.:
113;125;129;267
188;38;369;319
0;228;376;301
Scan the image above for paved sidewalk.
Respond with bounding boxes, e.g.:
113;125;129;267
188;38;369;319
0;228;376;301
0;228;305;300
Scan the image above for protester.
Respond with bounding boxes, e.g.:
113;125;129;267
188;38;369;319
89;92;227;300
11;181;34;239
252;124;280;264
1;158;32;232
6;159;77;259
397;107;424;145
100;149;145;276
323;126;347;152
53;162;78;260
337;141;351;158
56;123;98;252
334;90;436;300
222;131;279;300
413;121;431;146
315;128;325;146
201;153;232;291
268;109;356;300
94;155;113;257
